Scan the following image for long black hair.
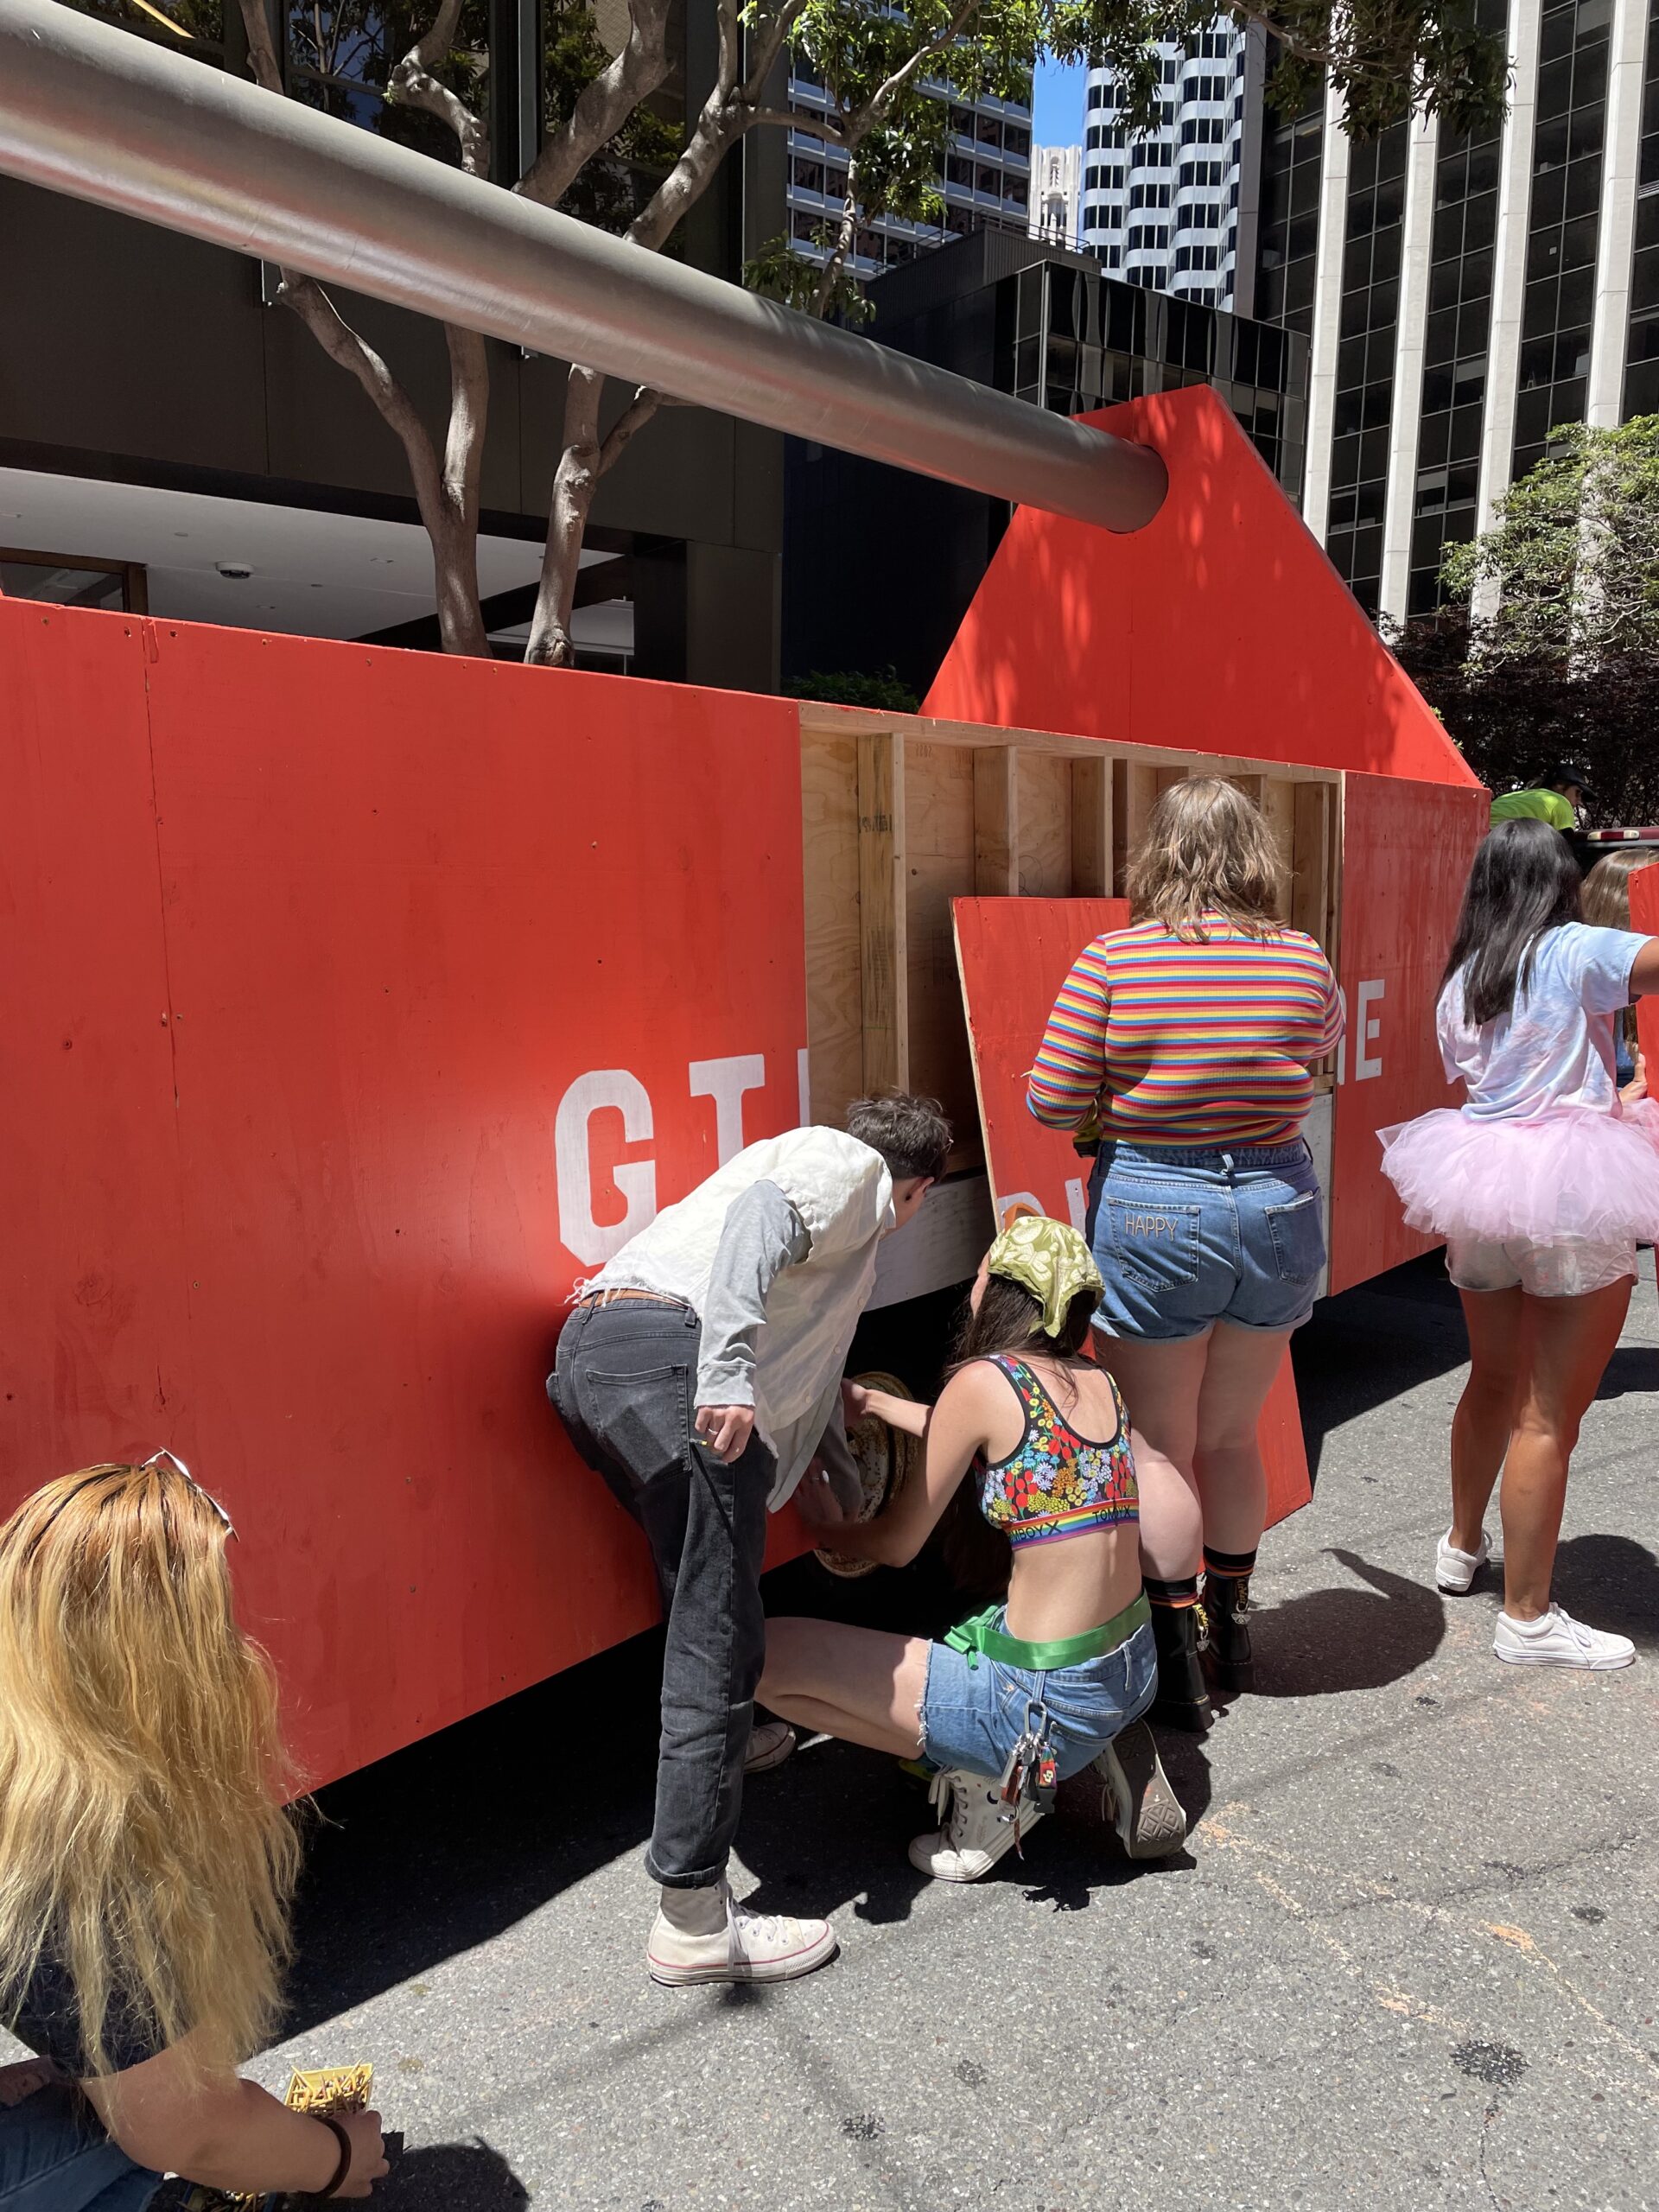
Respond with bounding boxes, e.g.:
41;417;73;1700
1442;818;1583;1026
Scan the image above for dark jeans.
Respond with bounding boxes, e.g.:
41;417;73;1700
548;1300;773;1889
0;2083;159;2212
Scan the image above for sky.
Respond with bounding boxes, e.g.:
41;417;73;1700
1031;54;1087;149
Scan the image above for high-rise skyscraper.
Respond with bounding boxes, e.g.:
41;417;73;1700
785;67;1033;279
1254;0;1656;624
1079;21;1262;307
1031;143;1084;248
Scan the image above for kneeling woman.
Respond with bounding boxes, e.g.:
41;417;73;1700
768;1219;1185;1881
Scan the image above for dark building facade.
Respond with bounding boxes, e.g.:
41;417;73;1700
0;0;785;689
784;227;1309;701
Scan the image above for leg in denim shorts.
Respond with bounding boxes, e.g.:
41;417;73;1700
918;1618;1158;1780
1087;1140;1326;1341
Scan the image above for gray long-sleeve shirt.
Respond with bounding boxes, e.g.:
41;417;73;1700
698;1179;861;1509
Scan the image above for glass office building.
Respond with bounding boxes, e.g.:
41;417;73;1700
1253;0;1656;621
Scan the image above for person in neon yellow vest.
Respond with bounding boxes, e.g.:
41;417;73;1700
1490;760;1593;830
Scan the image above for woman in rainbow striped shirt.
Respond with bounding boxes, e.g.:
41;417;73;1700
1027;779;1344;1729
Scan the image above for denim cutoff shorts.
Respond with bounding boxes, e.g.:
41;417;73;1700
918;1616;1157;1782
1087;1138;1326;1343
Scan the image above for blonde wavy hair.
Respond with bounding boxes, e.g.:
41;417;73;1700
1580;847;1649;930
1128;776;1287;941
0;1462;301;2078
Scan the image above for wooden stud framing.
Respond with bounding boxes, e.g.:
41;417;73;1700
857;730;907;1095
1071;754;1113;897
1291;781;1332;942
1112;760;1158;893
972;746;1019;894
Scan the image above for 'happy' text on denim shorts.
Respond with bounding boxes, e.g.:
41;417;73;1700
1086;1139;1326;1343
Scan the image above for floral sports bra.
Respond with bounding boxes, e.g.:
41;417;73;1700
976;1356;1139;1550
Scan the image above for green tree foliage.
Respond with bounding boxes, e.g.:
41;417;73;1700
1392;417;1659;824
785;666;922;709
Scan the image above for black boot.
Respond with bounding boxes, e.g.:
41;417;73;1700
1200;1573;1255;1693
1149;1601;1212;1732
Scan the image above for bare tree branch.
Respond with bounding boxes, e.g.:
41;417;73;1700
518;0;675;207
599;385;663;476
236;0;283;92
389;0;491;178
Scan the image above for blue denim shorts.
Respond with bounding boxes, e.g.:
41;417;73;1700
919;1617;1157;1782
1087;1139;1326;1343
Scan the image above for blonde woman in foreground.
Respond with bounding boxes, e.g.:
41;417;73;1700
0;1458;387;2208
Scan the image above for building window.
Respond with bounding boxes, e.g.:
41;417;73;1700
1624;0;1659;414
59;0;226;64
1325;119;1412;613
1513;0;1611;480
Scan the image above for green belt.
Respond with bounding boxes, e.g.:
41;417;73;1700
944;1590;1151;1673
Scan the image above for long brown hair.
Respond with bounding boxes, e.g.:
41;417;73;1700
1581;849;1649;930
1128;776;1287;941
0;1464;301;2077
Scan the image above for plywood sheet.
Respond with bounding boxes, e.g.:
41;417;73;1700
802;731;861;1125
953;894;1311;1528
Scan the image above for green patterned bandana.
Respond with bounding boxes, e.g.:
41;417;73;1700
985;1215;1103;1338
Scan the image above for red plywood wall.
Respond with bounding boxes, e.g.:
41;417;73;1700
924;385;1479;793
0;601;810;1787
953;895;1310;1528
1328;773;1488;1293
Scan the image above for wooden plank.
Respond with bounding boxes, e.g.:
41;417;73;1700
1155;762;1190;796
1112;760;1158;894
972;745;1019;895
1070;753;1114;896
858;729;907;1095
1262;775;1297;923
1017;750;1072;895
905;740;978;1148
802;732;864;1128
1292;779;1332;945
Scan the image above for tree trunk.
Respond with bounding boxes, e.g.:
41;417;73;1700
526;366;605;667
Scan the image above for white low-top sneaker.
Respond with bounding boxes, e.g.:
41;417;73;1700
1094;1722;1187;1859
906;1768;1045;1882
647;1885;837;1987
1493;1604;1636;1671
743;1719;798;1773
1436;1529;1491;1593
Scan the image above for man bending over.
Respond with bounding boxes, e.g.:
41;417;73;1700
548;1094;950;1988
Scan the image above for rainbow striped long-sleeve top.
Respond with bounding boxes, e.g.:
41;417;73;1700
1027;917;1344;1147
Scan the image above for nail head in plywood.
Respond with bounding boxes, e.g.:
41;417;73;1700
858;729;907;1096
1071;753;1113;897
972;746;1019;895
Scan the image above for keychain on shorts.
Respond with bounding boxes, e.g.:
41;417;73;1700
995;1700;1058;1852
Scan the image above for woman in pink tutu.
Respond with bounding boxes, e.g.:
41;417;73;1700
1380;818;1659;1669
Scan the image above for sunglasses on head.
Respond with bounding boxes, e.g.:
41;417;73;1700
139;1449;238;1541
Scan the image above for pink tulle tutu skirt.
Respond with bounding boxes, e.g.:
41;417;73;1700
1377;1101;1659;1247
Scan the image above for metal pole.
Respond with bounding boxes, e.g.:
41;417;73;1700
0;0;1166;531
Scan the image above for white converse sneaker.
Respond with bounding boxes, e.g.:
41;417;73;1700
743;1719;798;1773
1436;1529;1491;1593
1094;1722;1187;1859
906;1768;1045;1882
647;1883;837;1986
1493;1604;1635;1671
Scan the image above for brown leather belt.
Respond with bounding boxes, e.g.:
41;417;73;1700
577;1287;690;1311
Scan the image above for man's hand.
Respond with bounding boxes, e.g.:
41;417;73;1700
695;1405;754;1463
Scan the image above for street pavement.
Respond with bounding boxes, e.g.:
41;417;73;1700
19;1255;1659;2208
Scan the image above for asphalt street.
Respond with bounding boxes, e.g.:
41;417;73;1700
18;1255;1659;2209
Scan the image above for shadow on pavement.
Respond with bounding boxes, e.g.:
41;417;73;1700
1294;1254;1468;1483
381;2139;530;2210
1592;1344;1659;1401
1551;1531;1659;1648
1249;1548;1446;1695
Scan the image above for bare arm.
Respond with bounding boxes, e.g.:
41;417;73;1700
826;1365;1000;1568
842;1378;930;1439
83;2041;386;2198
1628;936;1659;996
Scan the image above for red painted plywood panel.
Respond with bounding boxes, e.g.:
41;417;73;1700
1631;868;1659;1071
0;604;195;1471
953;895;1310;1527
1329;772;1487;1294
924;387;1478;791
1;606;810;1785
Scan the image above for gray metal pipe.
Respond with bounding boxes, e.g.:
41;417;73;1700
0;0;1166;531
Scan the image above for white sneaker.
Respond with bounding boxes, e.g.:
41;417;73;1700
1094;1722;1187;1859
906;1768;1045;1882
1493;1604;1635;1671
743;1719;797;1773
647;1884;837;1986
1436;1529;1491;1593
